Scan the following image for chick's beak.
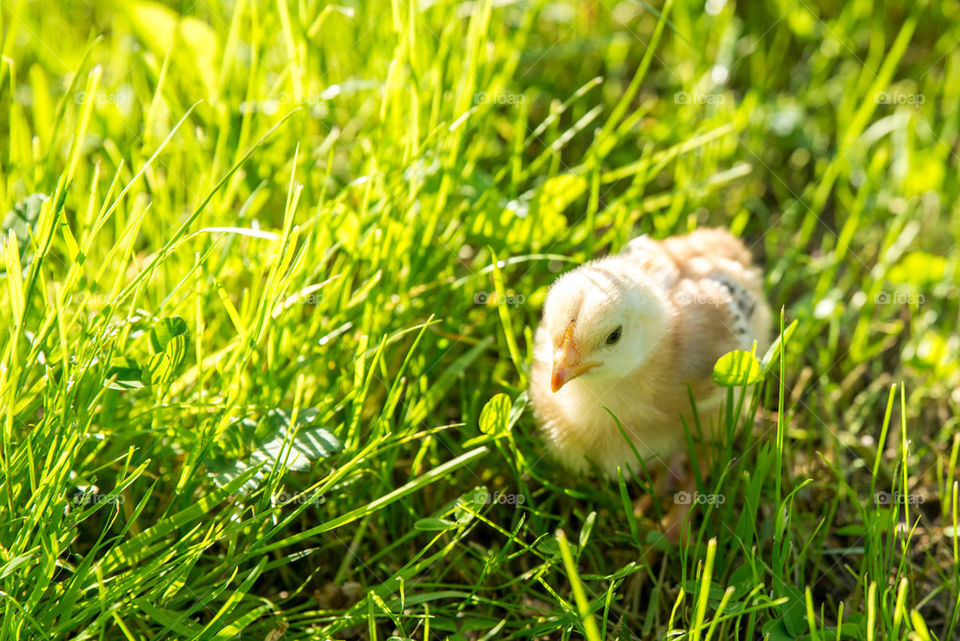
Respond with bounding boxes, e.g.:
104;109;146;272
550;321;599;392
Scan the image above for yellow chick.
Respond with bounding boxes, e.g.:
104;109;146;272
529;228;771;477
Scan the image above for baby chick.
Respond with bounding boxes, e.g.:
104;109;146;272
530;228;771;477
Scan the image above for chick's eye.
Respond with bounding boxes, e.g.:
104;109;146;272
606;326;622;345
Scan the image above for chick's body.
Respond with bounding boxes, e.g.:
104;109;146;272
530;228;771;477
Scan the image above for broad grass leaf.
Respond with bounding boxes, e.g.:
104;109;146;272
209;409;343;492
106;357;145;390
713;350;763;386
149;316;188;352
145;316;189;386
761;619;794;641
478;393;510;435
777;584;806;637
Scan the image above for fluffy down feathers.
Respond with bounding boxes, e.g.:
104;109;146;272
529;228;771;477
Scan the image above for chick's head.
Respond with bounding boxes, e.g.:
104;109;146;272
543;261;669;393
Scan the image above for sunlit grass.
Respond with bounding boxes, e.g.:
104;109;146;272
1;0;958;638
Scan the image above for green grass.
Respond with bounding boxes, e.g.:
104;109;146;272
1;0;959;638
